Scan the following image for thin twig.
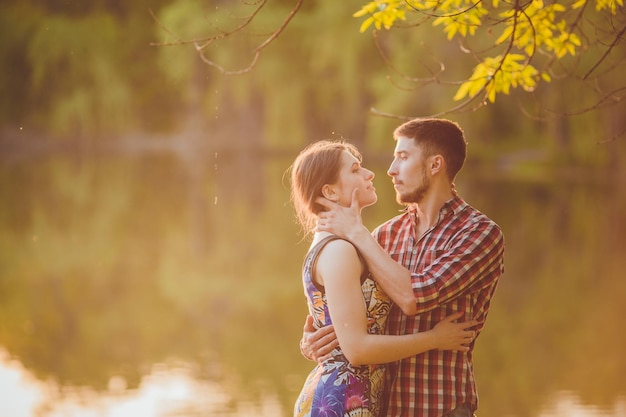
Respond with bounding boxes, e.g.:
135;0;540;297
197;0;303;74
151;0;303;75
583;23;626;80
149;1;267;48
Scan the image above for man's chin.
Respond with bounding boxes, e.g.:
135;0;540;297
397;194;419;205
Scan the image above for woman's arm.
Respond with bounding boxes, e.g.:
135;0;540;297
317;239;475;366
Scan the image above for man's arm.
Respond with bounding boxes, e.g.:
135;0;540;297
339;224;418;315
316;191;505;315
316;190;417;315
403;220;504;314
300;315;339;363
338;215;503;315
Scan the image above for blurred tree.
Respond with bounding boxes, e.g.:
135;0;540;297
0;0;178;137
152;0;388;149
1;0;623;155
171;0;625;140
0;3;40;126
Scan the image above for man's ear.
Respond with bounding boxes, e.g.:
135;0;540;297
429;155;445;175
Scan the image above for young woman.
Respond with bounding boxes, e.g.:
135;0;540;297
288;140;476;417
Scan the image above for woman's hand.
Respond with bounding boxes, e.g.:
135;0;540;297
431;312;479;352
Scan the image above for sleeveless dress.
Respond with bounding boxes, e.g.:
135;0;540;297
294;235;392;417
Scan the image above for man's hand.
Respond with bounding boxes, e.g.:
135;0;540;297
316;189;364;241
300;315;339;363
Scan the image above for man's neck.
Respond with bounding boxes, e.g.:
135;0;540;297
412;187;454;237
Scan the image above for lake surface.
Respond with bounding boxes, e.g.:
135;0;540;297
1;146;625;417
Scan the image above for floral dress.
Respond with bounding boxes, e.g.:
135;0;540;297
294;235;392;417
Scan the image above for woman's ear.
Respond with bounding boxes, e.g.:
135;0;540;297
321;184;339;202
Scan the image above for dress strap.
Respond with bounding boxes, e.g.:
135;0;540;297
304;235;369;293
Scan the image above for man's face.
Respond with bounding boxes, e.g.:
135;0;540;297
387;137;430;205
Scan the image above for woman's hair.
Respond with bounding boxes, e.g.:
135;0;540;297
288;140;361;235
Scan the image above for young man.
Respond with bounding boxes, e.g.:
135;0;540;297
305;118;505;417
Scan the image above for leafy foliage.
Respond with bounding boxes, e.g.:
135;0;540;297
353;0;407;31
354;0;624;105
453;53;551;103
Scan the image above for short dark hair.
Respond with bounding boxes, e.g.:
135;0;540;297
393;118;467;181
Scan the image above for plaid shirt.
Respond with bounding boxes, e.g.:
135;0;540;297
373;195;505;417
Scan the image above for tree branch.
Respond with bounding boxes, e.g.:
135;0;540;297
151;0;303;75
583;23;626;80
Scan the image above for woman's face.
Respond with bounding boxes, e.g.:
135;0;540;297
329;150;377;209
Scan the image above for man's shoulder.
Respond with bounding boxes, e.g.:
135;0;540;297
459;201;500;228
452;200;504;244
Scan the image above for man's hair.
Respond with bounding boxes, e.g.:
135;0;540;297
393;118;467;181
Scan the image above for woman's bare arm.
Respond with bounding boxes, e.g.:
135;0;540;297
317;239;475;366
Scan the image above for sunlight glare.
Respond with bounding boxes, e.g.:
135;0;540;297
0;352;282;417
539;391;626;417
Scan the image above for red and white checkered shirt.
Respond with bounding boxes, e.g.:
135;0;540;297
373;195;505;417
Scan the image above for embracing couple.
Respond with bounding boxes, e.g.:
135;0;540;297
288;118;505;417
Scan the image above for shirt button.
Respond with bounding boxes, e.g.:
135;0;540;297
412;249;418;255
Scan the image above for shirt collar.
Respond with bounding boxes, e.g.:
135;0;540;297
441;194;467;218
406;194;467;227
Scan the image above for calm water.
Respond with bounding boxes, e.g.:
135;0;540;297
1;147;625;417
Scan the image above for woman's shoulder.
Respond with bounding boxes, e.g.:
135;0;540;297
316;235;358;257
306;234;359;270
312;235;368;287
317;238;363;277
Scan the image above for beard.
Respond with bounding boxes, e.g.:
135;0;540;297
396;166;430;205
